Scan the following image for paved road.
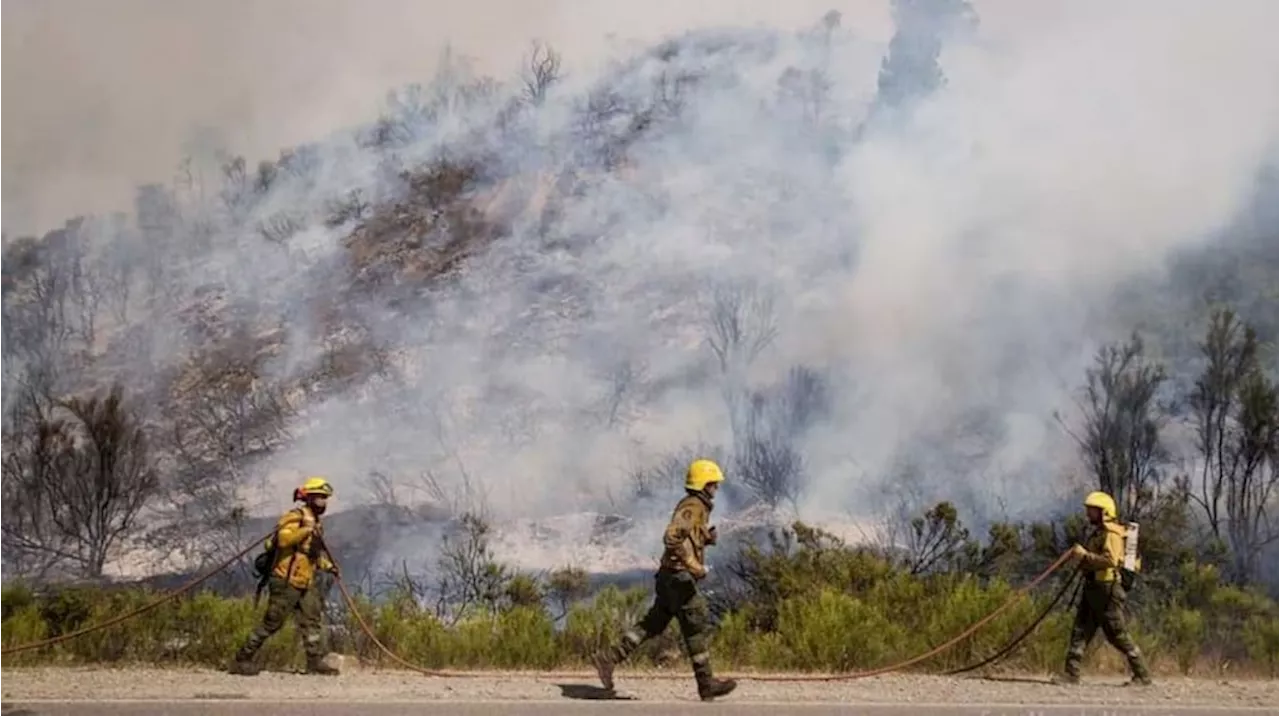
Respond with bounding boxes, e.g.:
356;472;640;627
6;668;1274;714
3;702;1274;716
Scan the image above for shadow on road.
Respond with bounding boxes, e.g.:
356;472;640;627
971;676;1135;689
555;683;637;700
969;676;1052;685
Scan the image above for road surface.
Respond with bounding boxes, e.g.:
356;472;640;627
1;667;1274;715
2;702;1275;716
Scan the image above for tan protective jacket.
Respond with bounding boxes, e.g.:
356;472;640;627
659;491;716;579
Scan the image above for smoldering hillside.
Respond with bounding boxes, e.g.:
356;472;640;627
2;0;1276;588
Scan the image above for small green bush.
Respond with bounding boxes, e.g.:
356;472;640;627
2;519;1275;676
772;588;909;671
1162;607;1205;674
1241;614;1279;671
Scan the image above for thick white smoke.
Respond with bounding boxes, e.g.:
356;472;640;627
6;0;1275;576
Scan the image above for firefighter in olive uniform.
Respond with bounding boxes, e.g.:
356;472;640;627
1056;490;1152;686
230;477;340;676
594;459;737;701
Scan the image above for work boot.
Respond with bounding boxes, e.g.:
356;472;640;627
1124;650;1152;687
228;658;261;676
305;654;340;676
593;651;616;691
697;676;737;702
693;653;737;701
228;642;263;676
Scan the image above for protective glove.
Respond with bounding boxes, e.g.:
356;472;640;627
1069;543;1088;559
706;525;718;546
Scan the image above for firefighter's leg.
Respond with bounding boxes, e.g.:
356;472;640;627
595;574;675;690
297;584;338;675
231;578;301;674
673;577;735;701
1099;585;1151;685
1059;593;1099;683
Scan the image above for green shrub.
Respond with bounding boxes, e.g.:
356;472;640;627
1;583;36;621
1162;607;1205;674
1241;614;1279;671
1;605;48;666
772;588;909;671
2;520;1275;676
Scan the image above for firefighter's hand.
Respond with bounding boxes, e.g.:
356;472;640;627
328;563;341;578
1069;544;1088;559
706;525;718;545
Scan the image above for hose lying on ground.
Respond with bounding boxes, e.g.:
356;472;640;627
944;569;1082;677
2;536;1076;684
1;530;274;656
328;548;1076;682
735;549;1076;682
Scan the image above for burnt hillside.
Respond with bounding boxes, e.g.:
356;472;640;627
2;4;1276;593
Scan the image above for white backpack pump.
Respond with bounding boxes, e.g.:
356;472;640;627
1121;521;1141;590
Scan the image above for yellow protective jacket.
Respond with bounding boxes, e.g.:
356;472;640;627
270;504;334;590
1077;520;1125;583
659;491;716;579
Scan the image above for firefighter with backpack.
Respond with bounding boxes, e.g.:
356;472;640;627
1055;490;1152;686
229;477;341;676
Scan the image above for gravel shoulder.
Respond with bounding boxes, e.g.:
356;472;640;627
2;666;1275;707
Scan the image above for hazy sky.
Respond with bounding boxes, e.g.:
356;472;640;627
7;0;1256;234
4;0;1274;574
1;0;911;237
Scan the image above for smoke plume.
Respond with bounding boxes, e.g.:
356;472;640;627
3;0;1275;575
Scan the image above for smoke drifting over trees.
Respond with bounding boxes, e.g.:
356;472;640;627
2;0;1276;591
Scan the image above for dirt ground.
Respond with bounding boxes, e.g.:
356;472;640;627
2;665;1276;707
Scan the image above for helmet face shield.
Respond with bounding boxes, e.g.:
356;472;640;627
1083;491;1116;520
296;477;335;501
685;459;725;492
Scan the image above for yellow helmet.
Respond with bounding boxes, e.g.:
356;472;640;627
1084;490;1116;520
296;476;335;500
685;459;725;492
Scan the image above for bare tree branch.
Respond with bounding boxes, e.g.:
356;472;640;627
705;281;779;375
1183;309;1279;582
521;41;562;106
1056;331;1169;519
2;382;160;579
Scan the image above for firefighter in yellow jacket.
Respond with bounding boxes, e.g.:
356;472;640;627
594;459;737;701
230;477;340;676
1056;490;1152;686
